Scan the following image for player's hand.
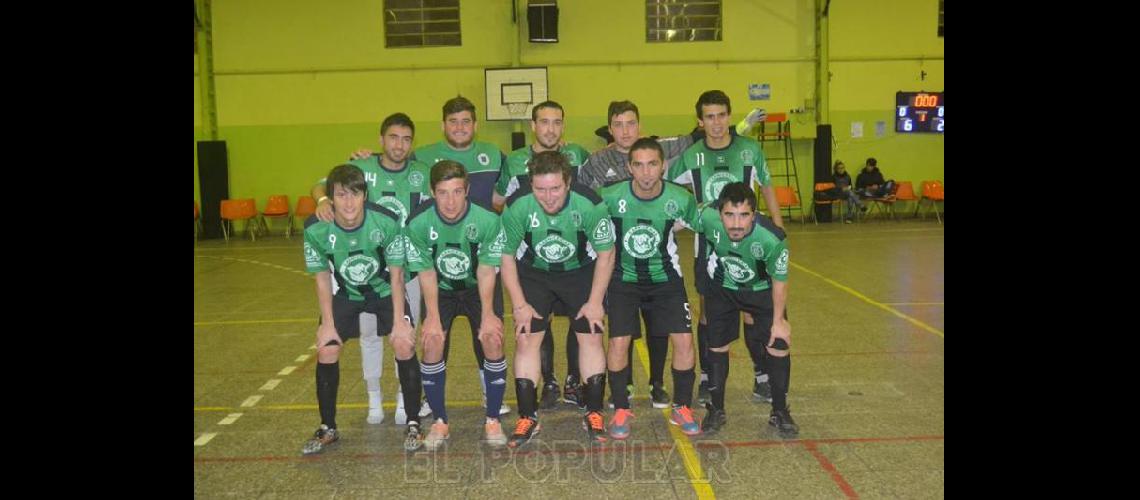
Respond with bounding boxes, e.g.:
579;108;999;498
575;301;606;334
316;321;342;350
768;318;791;349
745;108;768;126
390;315;415;343
350;149;374;160
315;197;335;222
478;312;504;345
512;303;542;337
421;314;445;347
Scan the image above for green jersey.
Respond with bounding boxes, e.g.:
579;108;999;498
693;206;788;292
496;143;590;197
403;200;505;292
668;136;772;204
600;180;699;284
303;203;406;300
501;184;615;272
412;141;506;210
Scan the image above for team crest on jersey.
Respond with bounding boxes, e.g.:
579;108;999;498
775;249;789;275
750;242;765;259
593;218;614;243
304;242;322;267
369;229;384;244
386;236;406;260
436;248;471;280
408;171;425;187
623;225;661;259
565;151;578;164
403;236;422;263
741;149;754;165
704;171;738;202
465;223;479;241
534;234;577;263
477;153;490;166
489;229;507;254
571;210;582;228
378;196;409;226
720;256;756;283
339;254;380;285
664;199;680;218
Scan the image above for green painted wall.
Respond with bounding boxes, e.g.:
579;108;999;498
194;0;942;218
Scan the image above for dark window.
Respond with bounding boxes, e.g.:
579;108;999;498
646;0;722;43
384;0;461;48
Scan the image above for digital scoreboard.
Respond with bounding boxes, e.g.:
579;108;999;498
896;91;943;133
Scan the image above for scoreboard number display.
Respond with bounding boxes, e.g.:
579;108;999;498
896;91;944;134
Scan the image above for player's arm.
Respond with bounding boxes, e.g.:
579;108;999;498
759;185;785;229
476;264;503;343
735;108;767;136
314;270;341;348
767;241;790;349
311;179;334;222
578;247;614;334
498;210;541;336
385;226;413;339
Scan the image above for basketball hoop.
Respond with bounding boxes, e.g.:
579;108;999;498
507;102;530;120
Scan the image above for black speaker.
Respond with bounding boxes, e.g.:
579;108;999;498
197;140;230;239
528;3;558;43
813;125;832;183
511;131;526;151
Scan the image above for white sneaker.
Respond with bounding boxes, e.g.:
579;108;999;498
482;394;512;415
395;391;407;425
419;395;433;418
367;390;384;424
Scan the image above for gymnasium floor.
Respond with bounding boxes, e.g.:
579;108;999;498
194;216;944;499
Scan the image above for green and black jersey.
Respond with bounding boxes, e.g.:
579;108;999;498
668;135;771;204
412;141;506;210
693;206;788;292
303;203;406;300
501;183;615;272
403;200;505;292
317;156;431;227
496;143;589;198
600;180;699;284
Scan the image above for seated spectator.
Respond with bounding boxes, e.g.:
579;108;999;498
855;158;895;199
831;161;864;223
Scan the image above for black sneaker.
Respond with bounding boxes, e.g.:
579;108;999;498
650;384;670;409
301;424;340;455
540;381;562;410
563;375;581;407
696;380;711;405
403;421;424;452
507;416;541;449
584;411;608;443
752;380;773;403
700;403;726;434
769;408;799;437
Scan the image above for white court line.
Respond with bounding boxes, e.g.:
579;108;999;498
295;354;310;363
259;379;282;391
240;395;263;408
217;413;243;425
194;433;218;446
278;366;297;376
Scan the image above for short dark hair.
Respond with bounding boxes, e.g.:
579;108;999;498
716;182;756;212
866;157;877;167
695;90;732;119
430;160;468;191
531;100;564;122
327;164;368;200
380;112;415;136
442;96;476;121
528;150;571;185
607;100;640;123
628;137;664;164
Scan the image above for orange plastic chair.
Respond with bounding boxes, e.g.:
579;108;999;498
773;186;805;225
916;180;944;223
810;182;844;224
261;194;292;238
891;181;919;217
293;196;317;233
864;182;900;221
220;198;260;242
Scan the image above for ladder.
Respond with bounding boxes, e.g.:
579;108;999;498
755;112;806;223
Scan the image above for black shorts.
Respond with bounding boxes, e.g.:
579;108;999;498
704;286;776;349
606;278;692;339
438;282;505;333
325;293;412;342
518;262;601;334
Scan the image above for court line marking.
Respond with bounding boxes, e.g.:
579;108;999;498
194;433;218;446
790;263;944;339
803;440;859;498
240;395;263;408
217;413;243;426
259;379;282;391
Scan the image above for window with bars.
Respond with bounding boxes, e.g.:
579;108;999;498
646;0;722;43
938;0;944;37
384;0;461;48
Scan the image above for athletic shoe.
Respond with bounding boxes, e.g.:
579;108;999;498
670;405;701;436
301;424;339;455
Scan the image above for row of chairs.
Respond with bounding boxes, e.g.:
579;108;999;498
810;180;944;224
196;195;319;242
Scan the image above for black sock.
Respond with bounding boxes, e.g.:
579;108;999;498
316;361;340;429
608;368;630;409
766;354;791;411
672;367;695;408
697;321;710;377
515;378;538;419
396;354;422;424
585;373;606;412
566;327;580;380
708;350;729;411
541;328;555;386
623;342;635;387
649;335;669;387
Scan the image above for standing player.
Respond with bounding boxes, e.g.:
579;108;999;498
500;151;616;446
300;164;424;455
599;138;703;439
693;182;798;437
668;90;782;406
404;160;510;449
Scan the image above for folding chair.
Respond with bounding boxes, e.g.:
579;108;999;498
915;180;944;223
220;198;260;242
891;181;919;218
293;196;317;234
261;194;292;238
810;182;844;224
773;186;805;225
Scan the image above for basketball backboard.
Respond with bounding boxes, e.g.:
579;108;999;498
484;67;548;121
